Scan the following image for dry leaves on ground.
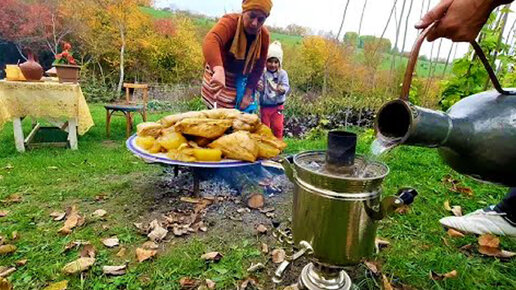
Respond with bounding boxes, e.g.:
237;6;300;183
0;267;16;278
42;280;68;290
0;245;16;255
442;175;474;197
102;264;127;276
58;206;84;235
92;209;107;218
478;234;516;258
447;229;465;238
261;242;269;254
271;248;286;264
1;194;22;204
381;275;394;290
142;241;159;250
148;220;168;242
62;257;95;275
15;259;27;267
63;241;89;252
136;248;157;263
205;279;216;289
201;252;223;262
247;193;265;209
11;232;18;241
247;263;265;273
102;236;119;248
80;244;96;258
0;278;13;290
256;224;268;234
364;261;381;275
430;270;458;281
239;277;259;290
50;211;66;221
116;247;126;257
375;238;390;253
0;210;8;218
179;277;199;289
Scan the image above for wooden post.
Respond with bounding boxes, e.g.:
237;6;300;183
106;110;111;138
143;87;148;122
13;118;25;153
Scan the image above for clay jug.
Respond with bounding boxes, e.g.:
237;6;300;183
19;49;43;81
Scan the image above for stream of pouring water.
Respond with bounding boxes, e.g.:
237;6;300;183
356;136;402;178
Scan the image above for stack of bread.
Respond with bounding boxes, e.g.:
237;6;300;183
135;109;287;163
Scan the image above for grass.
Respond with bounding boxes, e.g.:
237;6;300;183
1;104;515;289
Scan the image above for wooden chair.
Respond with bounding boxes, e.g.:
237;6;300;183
105;83;148;138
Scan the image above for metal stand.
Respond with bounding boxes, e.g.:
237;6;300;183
299;263;352;290
192;168;201;197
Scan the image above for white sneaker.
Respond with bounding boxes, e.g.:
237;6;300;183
439;206;516;237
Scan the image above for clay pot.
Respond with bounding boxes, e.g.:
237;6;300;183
19;50;43;81
54;64;81;83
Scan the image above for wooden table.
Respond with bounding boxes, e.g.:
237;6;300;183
0;80;94;152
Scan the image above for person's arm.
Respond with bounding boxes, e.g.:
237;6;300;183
203;15;238;88
416;0;513;42
276;70;290;95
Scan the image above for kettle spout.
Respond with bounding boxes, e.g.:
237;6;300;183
376;100;453;148
370;188;418;220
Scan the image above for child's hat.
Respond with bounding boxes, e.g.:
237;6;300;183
267;41;283;66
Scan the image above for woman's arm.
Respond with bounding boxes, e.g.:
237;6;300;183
202;15;238;68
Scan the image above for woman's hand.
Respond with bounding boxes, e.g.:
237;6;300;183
239;88;254;110
415;0;512;42
210;66;226;90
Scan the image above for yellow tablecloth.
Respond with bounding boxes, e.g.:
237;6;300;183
0;80;94;135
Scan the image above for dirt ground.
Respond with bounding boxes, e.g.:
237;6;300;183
131;166;370;289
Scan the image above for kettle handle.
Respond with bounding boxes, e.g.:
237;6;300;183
400;23;516;101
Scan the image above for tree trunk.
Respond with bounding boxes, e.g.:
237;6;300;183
442;43;455;77
401;0;414;55
117;24;126;93
335;0;352;41
358;0;368;36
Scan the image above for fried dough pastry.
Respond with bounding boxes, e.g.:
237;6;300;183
160;111;208;128
174;118;232;139
137;122;162;138
208;131;259;162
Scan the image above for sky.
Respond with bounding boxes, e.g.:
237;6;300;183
154;0;515;61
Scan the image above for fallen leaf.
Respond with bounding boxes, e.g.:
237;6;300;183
247;193;264;209
430;270;458;280
247;262;265;273
10;232;18;240
180;197;202;204
394;204;410;214
92;209;107;218
443;200;452;211
375;238;390;253
3;164;13;170
63;241;88;252
116;247;126;257
142;241;159;250
95;194;107;202
454;186;473;196
0;210;8;218
200;226;208;232
62;257;95;274
15;259;27;266
102;265;127;276
179;277;199;289
134;222;149;234
80;244;96;258
447;229;465;238
201;252;223;262
261;242;269;254
205;279;216;289
239;277;259;289
0;245;16;255
364;261;380;275
147;220;168;242
42;280;68;290
478;234;500;248
102;236;119;248
1;194;22;204
0;278;12;290
50;211;66;221
478;246;516;258
136;248;157;263
451;206;463;217
381;275;394;290
271;248;286;264
256;224;268;234
59;206;84;235
0;267;15;278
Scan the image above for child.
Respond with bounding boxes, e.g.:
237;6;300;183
257;41;290;139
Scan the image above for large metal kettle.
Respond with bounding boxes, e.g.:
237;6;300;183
375;24;516;186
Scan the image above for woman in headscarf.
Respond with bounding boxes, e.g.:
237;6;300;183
201;0;272;113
